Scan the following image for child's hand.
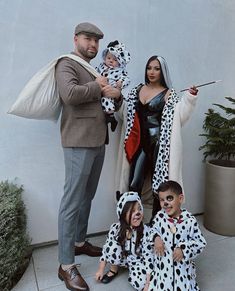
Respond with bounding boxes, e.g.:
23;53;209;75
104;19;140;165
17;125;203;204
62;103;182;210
143;273;150;291
95;268;104;281
154;236;165;256
95;261;106;281
173;247;184;262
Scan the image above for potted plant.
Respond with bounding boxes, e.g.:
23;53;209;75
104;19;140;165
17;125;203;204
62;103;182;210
199;96;235;235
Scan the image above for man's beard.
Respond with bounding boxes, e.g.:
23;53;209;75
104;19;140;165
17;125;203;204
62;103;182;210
77;46;97;61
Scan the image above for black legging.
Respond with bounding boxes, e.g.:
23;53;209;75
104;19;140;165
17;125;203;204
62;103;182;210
128;147;161;221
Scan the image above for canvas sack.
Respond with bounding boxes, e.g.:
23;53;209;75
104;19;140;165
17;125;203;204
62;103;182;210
8;54;99;121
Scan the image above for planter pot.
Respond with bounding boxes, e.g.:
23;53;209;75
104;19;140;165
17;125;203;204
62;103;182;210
204;160;235;236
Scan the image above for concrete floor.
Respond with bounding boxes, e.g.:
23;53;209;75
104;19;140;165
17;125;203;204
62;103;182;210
13;215;235;291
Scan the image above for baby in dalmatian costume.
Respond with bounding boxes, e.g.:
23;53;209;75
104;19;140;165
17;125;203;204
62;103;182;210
96;40;130;131
95;192;154;290
149;180;206;291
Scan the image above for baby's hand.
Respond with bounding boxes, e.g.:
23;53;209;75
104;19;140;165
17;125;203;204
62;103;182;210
154;236;165;256
116;80;123;89
173;247;184;262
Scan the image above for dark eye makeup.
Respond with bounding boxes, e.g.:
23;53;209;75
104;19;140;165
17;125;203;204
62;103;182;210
166;195;174;201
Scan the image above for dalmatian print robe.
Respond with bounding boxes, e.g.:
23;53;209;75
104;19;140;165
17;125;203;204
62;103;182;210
149;209;206;291
123;85;197;194
97;63;130;113
100;223;154;290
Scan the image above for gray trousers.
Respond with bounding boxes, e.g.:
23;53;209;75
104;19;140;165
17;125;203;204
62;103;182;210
58;145;105;264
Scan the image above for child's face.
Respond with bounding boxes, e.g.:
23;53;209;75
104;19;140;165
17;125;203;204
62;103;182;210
158;190;184;218
104;52;119;68
125;201;143;228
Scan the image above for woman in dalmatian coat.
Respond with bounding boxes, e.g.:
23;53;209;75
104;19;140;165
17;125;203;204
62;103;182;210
123;55;198;218
149;180;206;291
96;40;131;131
95;192;154;290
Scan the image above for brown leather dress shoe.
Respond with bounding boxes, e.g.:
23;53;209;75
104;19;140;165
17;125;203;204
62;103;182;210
58;265;89;291
74;241;102;257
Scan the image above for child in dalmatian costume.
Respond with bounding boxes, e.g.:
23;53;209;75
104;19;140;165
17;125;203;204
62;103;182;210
95;192;154;290
96;40;130;131
149;180;206;291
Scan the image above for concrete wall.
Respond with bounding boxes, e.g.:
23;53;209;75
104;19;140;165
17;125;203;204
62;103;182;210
0;0;235;244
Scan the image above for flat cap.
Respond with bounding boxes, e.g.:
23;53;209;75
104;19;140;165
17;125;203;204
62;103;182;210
74;22;104;39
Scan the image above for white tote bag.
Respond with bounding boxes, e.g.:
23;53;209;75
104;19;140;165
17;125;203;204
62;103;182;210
8;54;99;122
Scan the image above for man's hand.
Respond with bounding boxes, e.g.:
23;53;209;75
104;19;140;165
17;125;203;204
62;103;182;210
101;85;121;99
96;76;108;89
154;236;165;256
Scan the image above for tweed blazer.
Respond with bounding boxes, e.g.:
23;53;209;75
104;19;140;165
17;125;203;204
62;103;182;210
55;55;107;147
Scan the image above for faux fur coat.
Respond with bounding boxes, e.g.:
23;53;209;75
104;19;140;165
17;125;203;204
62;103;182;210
115;87;197;197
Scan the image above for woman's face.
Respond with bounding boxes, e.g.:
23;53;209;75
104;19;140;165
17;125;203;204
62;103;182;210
125;201;143;228
146;59;162;84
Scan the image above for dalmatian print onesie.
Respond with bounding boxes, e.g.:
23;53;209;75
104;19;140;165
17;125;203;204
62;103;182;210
100;223;154;290
96;41;130;114
149;209;206;291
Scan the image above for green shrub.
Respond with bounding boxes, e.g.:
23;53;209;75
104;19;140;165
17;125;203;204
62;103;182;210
0;180;31;291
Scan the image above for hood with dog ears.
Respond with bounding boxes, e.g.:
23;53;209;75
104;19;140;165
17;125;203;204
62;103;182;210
102;40;131;67
116;191;143;219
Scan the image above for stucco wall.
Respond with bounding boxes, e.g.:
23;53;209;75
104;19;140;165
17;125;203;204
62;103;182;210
0;0;235;244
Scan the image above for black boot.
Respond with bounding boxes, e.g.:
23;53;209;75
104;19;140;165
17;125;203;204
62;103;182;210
110;118;118;131
106;114;118;132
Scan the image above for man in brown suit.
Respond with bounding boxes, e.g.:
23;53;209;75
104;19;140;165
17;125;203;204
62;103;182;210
55;22;122;291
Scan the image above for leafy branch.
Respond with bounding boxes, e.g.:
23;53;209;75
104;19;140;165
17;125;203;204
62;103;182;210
199;97;235;161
